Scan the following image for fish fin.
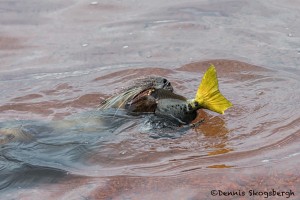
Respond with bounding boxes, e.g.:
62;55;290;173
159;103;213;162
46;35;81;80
194;64;232;114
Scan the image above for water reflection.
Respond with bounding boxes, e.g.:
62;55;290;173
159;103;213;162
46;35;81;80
194;110;232;155
206;164;234;168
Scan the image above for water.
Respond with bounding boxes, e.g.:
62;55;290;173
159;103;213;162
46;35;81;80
1;0;300;199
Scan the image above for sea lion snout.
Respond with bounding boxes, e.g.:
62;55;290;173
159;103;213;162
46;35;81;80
149;77;173;92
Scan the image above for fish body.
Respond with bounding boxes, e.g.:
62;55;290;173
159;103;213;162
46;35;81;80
140;89;195;124
156;98;197;125
125;88;187;114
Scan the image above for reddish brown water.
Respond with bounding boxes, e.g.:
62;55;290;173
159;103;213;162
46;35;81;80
1;0;300;199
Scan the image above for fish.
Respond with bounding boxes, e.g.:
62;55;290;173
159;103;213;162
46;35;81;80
101;65;232;125
152;65;233;125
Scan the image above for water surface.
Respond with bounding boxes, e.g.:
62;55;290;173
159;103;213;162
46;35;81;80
0;0;300;199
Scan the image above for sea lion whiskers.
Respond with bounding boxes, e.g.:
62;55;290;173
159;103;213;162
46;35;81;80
99;86;142;110
112;88;142;117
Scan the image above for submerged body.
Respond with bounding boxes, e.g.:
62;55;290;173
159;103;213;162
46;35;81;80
101;65;233;125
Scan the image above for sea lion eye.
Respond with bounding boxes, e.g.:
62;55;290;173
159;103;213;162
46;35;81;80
163;78;171;87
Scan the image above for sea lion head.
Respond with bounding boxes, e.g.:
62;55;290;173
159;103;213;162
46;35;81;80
100;76;173;110
123;77;174;113
132;76;173;92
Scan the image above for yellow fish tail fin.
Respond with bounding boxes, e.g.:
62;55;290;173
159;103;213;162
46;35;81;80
195;64;232;114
